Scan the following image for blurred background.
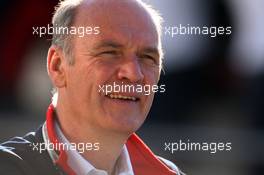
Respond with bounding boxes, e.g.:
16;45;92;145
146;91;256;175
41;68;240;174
0;0;263;174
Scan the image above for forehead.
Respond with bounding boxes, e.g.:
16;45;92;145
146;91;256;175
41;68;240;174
74;0;159;48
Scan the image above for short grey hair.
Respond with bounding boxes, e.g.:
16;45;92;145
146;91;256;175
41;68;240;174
52;0;82;64
51;0;164;65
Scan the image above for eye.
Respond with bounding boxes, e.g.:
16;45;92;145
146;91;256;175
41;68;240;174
140;54;159;66
100;50;118;56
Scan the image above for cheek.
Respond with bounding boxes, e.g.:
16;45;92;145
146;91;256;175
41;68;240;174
93;61;118;82
67;70;89;102
66;63;95;98
142;67;160;85
84;61;117;95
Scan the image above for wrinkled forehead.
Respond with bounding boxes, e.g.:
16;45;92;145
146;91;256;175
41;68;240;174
74;0;159;47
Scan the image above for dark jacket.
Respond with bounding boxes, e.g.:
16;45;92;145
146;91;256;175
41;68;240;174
0;126;64;175
0;123;180;175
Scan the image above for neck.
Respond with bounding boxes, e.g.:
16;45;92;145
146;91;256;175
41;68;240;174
55;102;130;174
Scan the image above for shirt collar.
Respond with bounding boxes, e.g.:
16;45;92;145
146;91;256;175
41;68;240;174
54;120;134;175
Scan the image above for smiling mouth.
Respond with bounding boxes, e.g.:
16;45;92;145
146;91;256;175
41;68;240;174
105;94;139;102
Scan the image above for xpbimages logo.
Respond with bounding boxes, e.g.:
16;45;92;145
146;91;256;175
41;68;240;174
98;82;166;96
30;141;100;154
32;24;100;37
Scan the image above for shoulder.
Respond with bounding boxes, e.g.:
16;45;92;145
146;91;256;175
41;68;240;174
0;133;38;175
0;127;58;175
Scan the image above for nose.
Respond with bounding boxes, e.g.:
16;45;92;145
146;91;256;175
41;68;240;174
117;57;144;83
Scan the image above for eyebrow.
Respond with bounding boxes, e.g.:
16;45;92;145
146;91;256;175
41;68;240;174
140;47;160;57
93;40;123;50
92;39;160;57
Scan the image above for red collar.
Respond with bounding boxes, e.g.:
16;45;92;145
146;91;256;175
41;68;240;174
46;104;176;175
46;105;76;175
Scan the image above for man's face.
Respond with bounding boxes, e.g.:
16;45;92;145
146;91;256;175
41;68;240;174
63;0;161;133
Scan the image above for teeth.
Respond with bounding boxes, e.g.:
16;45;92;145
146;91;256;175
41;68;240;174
108;94;137;101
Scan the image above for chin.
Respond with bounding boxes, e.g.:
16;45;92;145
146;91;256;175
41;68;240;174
106;114;146;134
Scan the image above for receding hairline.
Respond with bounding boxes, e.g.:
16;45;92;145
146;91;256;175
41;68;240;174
51;0;163;61
52;0;163;34
74;0;162;27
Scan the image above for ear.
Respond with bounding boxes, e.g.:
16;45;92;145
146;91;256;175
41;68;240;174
47;46;67;88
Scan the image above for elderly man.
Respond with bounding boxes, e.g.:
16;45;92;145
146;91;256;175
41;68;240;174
0;0;182;174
